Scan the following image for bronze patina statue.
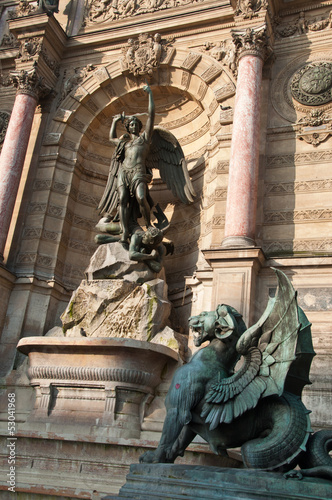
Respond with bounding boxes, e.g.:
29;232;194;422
140;269;332;478
97;84;195;244
37;0;59;15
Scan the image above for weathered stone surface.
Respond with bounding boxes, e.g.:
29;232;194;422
85;242;158;283
113;464;332;500
151;326;187;361
45;326;64;337
61;278;171;341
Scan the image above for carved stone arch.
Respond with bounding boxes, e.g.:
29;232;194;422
40;51;235;288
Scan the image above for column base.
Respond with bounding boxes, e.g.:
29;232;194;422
221;235;256;248
202;247;266;326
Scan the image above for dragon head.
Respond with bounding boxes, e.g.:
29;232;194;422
189;304;246;347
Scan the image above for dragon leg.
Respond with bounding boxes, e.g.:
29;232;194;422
139;408;189;463
167;425;197;462
241;392;311;470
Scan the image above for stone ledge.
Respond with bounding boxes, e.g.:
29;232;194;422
113;464;332;500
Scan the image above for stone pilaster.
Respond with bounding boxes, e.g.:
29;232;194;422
222;26;269;248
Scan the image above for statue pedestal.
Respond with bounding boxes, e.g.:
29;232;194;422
17;337;178;439
107;463;331;500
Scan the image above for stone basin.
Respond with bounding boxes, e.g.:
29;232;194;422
17;337;178;438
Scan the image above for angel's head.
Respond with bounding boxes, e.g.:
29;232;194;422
125;116;143;135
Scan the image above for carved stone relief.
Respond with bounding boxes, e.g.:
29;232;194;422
201;40;237;76
274;9;332;39
271;55;332;124
120;33;175;77
0;33;20;49
296;109;332;146
235;0;265;20
58;64;95;106
8;0;34;18
0;111;10;146
291;63;332;107
84;0;204;26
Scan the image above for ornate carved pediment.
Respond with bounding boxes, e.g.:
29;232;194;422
121;33;175;77
18;37;43;62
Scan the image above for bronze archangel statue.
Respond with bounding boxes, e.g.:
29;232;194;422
97;84;195;246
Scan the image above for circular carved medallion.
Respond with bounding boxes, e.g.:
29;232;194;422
0;111;10;143
291;63;332;106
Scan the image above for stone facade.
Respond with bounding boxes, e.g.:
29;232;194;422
0;0;332;497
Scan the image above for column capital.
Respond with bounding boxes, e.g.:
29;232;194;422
10;65;51;101
231;25;270;62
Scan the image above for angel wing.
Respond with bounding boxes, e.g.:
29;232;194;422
201;269;305;430
146;127;196;204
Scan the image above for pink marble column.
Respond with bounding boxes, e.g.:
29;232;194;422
222;28;267;248
0;65;47;260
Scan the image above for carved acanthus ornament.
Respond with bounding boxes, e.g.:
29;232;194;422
235;0;266;20
231;26;269;62
84;0;204;25
121;33;175;77
296;109;332;147
10;66;51;100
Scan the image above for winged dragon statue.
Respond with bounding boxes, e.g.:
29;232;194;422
96;84;195;270
140;269;332;479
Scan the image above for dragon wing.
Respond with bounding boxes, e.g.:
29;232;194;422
201;269;301;430
146;127;196;204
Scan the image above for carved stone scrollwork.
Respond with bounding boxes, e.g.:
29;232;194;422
10;66;51;100
58;64;95;106
121;33;175;77
275;9;332;39
0;33;20;49
0;112;10;145
231;25;269;62
18;37;43;62
8;0;34;19
235;0;266;20
296;110;332;147
291;62;332;107
201;40;237;76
